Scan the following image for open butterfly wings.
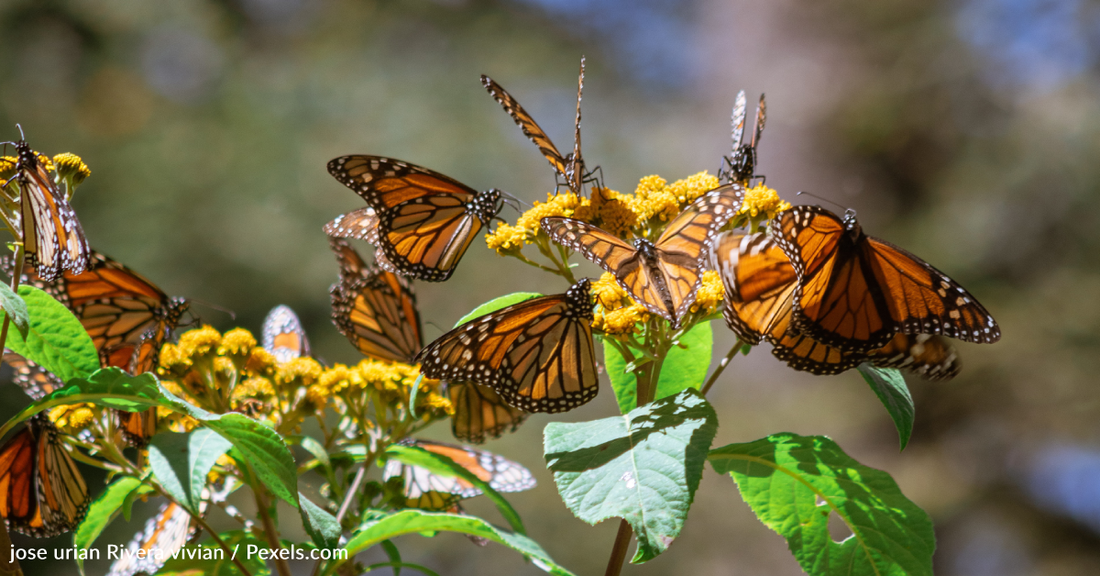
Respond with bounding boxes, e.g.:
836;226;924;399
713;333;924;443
382;439;535;510
5;141;91;282
329;238;423;363
481;57;591;194
447;381;528;444
0;415;89;537
543;185;744;328
415;279;599;413
772;206;1000;352
714;231;962;379
262;305;311;363
326;156;502;282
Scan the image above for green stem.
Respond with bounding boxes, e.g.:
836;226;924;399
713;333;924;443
248;465;292;576
700;339;743;396
603;519;633;576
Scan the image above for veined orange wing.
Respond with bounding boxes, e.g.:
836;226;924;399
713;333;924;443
3;140;90;281
0;415;88;537
106;501;195;576
448;381;528;444
772;205;1000;352
414;279;598;413
543;185;743;327
326;156;502;281
329;238;422;363
262;305;311;363
382;439;535;510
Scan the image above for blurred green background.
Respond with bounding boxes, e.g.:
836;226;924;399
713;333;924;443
2;0;1099;574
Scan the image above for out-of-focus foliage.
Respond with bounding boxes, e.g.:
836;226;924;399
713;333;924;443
2;0;1099;574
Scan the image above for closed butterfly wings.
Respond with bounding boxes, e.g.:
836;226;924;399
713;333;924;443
720;91;766;185
262;305;311;363
713;231;961;379
326;156;502;282
772;206;1000;352
448;381;527;444
481;57;591;194
2;139;91;281
106;501;195;576
0;415;89;537
543;185;743;328
382;439;535;510
414;279;599;413
329;238;422;363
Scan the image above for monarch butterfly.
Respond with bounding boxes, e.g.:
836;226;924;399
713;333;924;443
542;185;744;328
482;57;597;195
771;205;1000;352
447;381;528;444
262;305;311;363
713;231;960;379
415;279;599;413
1;136;90;281
0;415;89;537
718;91;766;185
382;439;535;510
329;238;422;363
325;157;504;282
5;251;190;446
105;501;195;576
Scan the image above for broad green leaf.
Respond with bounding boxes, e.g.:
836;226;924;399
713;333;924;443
330;510;575;576
385;443;525;534
543;388;718;562
857;365;914;450
454;292;542;327
202;413;298;507
0;282;28;339
121;483;156;522
0;368;165;438
299;492;341;550
148;433;193;510
709;433;935;576
73;476;143;574
3;285;98;381
187;429;233;509
604;321;713;413
157;530;270;576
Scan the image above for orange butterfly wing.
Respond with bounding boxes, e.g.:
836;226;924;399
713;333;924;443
448;381;527;444
262;305;311;363
480;76;569;177
0;417;88;537
415;279;598;413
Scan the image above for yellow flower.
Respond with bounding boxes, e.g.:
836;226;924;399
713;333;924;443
691;271;725;314
572;187;637;236
319;365;352;393
418;392;454;418
34;153;53;172
630;174;677;223
591;272;628;310
48;404;95;434
158;343;192;377
234;376;275;399
739;184;790;220
178;326;222;359
667;172;721;206
275;357;323;389
245;348;277;377
52;153;90;186
597;303;649;335
485;223;527;255
0;157;15;180
303;384;331;412
485;192;582;254
220;328;257;358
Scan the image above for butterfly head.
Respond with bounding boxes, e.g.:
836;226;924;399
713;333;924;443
841;208;861;237
471;189;504;224
566;277;595;320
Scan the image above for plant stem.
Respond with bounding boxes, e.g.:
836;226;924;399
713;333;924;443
335;465;366;524
603;519;633;576
700;339;743;396
250;469;292;576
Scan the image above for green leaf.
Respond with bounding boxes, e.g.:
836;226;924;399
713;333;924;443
0;368;168;439
708;433;935;576
73;476;143;574
331;510;575;576
157;530;270;576
604;321;713;413
203;413;298;507
454;292;542;327
0;282;28;339
3;285;98;381
380;540;402;576
298;435;331;470
299;492;341;550
857;364;914;451
385;443;525;534
187;428;233;509
148;433;193;510
543;388;718;562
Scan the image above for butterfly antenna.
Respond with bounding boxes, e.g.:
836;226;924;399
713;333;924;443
188;298;237;321
501;190;528;211
796;191;851;214
15;124;25;141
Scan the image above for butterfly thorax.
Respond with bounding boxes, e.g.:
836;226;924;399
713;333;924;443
565;278;594;320
470;189;503;223
727;145;757;185
840;209;863;242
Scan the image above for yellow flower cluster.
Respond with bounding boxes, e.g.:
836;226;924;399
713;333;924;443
573;187;637;237
739;184;790;220
0;157;14;180
691;271;725;314
629;172;720;224
486;192;581;254
48;404;95;435
590;272;649;336
52;153;91;186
